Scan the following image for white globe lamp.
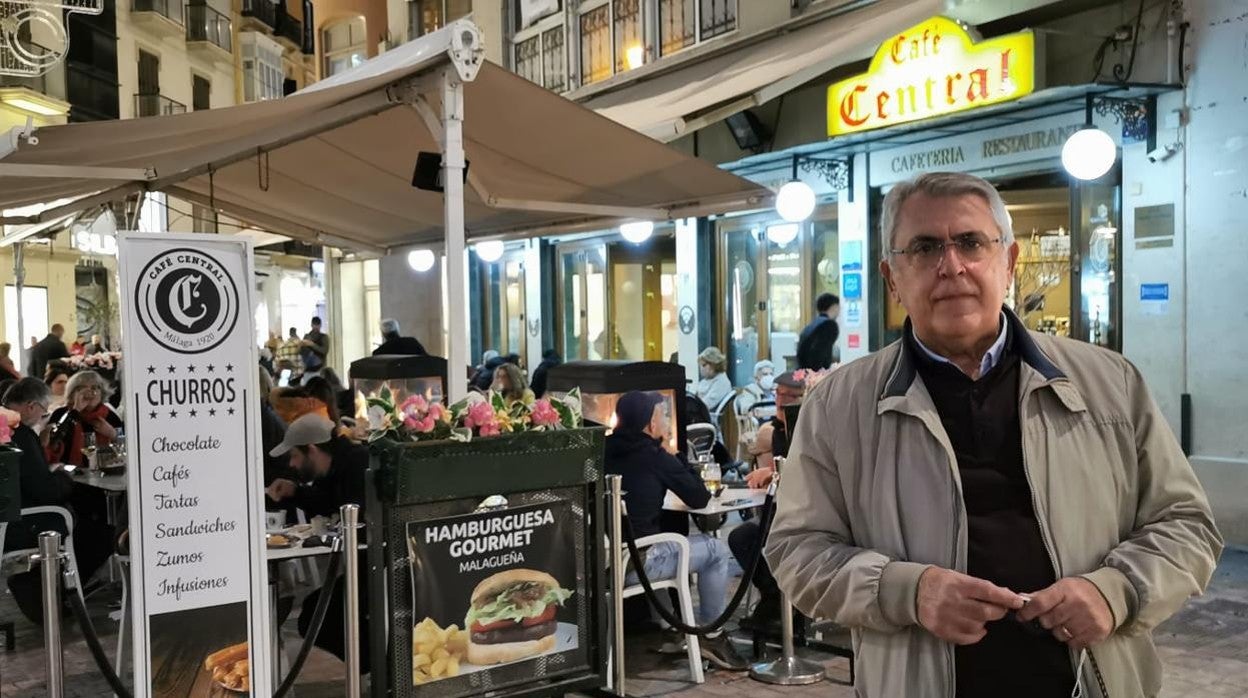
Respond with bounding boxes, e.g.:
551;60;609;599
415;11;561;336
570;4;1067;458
775;180;816;222
475;240;505;263
1061;127;1116;181
407;249;435;272
619;221;654;244
766;223;800;246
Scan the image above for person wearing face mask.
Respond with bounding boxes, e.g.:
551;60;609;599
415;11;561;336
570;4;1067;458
604;391;748;671
735;360;775;417
265;414;371;666
693;347;733;412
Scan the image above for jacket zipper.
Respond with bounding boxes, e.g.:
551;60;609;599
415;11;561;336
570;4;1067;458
1018;391;1107;697
947;472;960;698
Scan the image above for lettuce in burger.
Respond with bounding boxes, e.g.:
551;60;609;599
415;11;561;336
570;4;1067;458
464;569;573;665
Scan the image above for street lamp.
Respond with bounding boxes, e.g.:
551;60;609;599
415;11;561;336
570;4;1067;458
619;221;654;244
475;240;505;263
1062;126;1116;180
775;155;815;222
407;248;435;272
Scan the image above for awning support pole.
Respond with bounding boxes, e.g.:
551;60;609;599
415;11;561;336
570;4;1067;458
14;242;25;374
441;67;470;403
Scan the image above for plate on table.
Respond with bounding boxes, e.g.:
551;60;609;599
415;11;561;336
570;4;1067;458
265;534;296;549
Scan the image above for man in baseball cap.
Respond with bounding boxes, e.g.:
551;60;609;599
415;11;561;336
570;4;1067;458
266;414;366;516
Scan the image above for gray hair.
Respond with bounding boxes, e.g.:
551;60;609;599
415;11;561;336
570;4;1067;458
66;370;112;402
3;377;50;407
879;172;1014;257
380;318;401;336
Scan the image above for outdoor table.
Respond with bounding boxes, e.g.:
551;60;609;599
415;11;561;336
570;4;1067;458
662;488;768;516
69;467;128;534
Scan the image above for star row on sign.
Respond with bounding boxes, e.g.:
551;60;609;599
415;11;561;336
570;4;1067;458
145;363;235;375
147;407;237;420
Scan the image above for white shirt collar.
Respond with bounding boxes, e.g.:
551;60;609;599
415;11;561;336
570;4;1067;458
913;312;1009;377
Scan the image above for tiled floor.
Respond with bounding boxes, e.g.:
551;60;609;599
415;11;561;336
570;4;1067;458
2;549;1246;697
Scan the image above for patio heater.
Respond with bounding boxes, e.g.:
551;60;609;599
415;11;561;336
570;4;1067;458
348;354;449;422
545;360;688;456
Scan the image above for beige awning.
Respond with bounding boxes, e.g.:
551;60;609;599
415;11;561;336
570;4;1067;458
576;0;944;142
0;21;769;253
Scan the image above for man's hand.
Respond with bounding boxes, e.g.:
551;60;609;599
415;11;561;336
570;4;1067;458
1016;577;1114;649
917;567;1025;645
266;479;297;502
745;466;774;489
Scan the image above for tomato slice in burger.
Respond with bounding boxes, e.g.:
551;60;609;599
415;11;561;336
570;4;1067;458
470;618;515;634
521;605;557;627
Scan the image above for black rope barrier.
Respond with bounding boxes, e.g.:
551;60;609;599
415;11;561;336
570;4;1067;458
620;492;775;637
61;545;345;698
274;545;344;698
64;573;133;698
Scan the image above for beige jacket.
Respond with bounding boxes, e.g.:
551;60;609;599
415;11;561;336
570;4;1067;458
765;313;1222;698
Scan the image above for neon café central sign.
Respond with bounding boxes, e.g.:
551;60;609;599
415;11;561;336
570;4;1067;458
827;16;1037;137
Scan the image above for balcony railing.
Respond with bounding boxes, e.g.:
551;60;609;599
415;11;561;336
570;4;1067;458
186;3;232;52
275;6;302;47
240;0;276;30
133;0;184;25
135;92;187;117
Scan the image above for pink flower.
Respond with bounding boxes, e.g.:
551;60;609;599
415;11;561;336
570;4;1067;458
399;394;429;415
428;403;450;423
478;421;501;437
410;415;436;433
464;401;500;435
0;419;11;445
530;399;560;428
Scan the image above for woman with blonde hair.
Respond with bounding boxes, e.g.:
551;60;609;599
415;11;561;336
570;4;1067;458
694;346;732;411
492;362;533;405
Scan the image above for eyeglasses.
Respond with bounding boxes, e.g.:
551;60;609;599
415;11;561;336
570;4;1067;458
889;233;1003;268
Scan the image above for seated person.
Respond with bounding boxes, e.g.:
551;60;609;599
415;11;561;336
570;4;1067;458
492;362;534;405
604;391;747;671
2;379;75;622
45;371;122;467
730;371;805;632
693;347;733;412
734;360;775;416
265;414;370;666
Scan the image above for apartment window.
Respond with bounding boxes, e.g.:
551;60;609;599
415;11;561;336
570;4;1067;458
323;16;367;76
514;35;541;83
192;75;211;110
540;26;566;92
699;0;735;40
612;0;642;73
241;32;284;102
579;5;609;85
512;5;567;93
408;0;471;39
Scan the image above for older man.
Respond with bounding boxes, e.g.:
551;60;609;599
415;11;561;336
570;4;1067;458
765;172;1221;697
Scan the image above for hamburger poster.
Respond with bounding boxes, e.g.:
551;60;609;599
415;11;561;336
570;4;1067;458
406;500;581;686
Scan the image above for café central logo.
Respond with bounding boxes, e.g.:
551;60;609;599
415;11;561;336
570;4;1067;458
827;16;1036;137
136;248;239;354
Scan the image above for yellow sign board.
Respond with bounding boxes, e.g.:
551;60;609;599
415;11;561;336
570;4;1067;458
827;16;1036;137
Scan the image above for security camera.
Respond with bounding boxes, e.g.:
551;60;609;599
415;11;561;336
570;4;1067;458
1147;143;1181;163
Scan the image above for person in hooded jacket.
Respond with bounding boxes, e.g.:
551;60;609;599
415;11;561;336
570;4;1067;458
604;391;748;671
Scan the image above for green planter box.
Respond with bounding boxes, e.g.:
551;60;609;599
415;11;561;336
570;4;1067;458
366;428;608;698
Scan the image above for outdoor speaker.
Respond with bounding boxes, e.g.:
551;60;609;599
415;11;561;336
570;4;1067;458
411;151;471;192
725;109;769;151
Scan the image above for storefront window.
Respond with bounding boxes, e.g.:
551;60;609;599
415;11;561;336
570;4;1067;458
4;285;48;350
478;254;527;361
721;224;759;387
559;244;608;360
1075;181;1121;349
766;232;801;367
1008;187;1073;337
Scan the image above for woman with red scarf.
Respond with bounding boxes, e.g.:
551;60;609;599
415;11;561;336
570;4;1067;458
46;370;122;467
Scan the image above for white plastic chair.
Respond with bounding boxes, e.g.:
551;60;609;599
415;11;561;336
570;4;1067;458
113;555;130;688
6;506;85;607
621;533;705;684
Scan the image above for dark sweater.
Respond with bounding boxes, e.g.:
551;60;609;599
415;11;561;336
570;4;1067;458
796;316;839;370
604;430;709;538
373;336;427;356
908;327;1074;696
292;438;368;518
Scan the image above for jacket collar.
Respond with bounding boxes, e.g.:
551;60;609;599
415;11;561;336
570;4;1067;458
881;307;1081;411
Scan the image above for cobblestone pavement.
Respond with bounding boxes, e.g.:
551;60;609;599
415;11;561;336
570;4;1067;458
2;549;1245;697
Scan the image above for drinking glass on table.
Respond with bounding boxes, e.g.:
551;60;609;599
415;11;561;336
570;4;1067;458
701;461;722;495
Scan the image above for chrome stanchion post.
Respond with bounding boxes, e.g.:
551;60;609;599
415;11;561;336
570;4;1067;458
34;531;66;698
607;475;627;696
341;504;363;698
750;458;825;686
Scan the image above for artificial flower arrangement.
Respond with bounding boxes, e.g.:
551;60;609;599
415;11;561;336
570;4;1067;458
791;366;837;392
0;406;20;445
64;352;122;372
363;386;582;444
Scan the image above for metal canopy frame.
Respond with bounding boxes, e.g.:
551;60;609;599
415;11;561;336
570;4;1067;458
727;82;1182;178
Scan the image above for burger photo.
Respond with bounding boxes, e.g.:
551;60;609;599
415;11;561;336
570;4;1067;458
463;569;574;666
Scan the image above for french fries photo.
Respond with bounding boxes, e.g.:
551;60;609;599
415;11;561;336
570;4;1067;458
412;618;468;684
